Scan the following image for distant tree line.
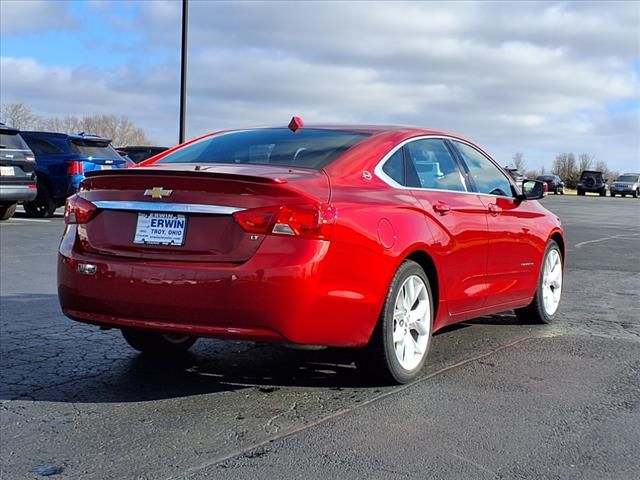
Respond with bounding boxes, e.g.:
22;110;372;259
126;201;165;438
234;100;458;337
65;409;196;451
0;103;151;146
509;152;619;188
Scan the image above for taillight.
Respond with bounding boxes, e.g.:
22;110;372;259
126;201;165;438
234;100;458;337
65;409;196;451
25;155;35;162
64;195;97;224
233;203;337;240
67;161;84;175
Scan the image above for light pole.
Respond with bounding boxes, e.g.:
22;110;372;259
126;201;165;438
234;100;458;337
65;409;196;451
179;0;189;144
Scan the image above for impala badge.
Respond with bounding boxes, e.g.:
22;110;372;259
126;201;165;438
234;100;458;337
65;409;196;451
144;187;173;199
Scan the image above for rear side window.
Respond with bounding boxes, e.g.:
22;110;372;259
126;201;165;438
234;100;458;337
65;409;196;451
24;137;63;155
71;140;119;159
453;141;513;197
157;129;370;169
0;132;30;150
404;139;466;191
381;149;405;185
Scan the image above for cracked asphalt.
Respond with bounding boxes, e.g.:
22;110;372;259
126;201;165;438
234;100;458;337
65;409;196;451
1;195;639;479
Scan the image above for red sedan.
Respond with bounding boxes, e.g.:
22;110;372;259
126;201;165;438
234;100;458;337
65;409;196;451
58;121;565;383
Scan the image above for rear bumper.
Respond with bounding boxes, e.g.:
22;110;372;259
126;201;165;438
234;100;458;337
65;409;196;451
0;183;37;202
58;228;386;347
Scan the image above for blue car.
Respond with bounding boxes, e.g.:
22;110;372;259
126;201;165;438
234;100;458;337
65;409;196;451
20;131;128;217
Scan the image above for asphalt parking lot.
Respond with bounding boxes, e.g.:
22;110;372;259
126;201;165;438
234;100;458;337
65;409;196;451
1;195;639;479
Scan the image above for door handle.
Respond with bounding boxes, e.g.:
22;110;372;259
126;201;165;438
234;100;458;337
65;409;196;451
433;202;451;215
488;203;502;216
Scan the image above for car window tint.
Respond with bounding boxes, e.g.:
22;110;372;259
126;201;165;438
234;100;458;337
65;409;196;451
24;137;63;155
381;149;405;185
0;132;30;150
404;139;466;191
157;129;370;170
453;141;512;197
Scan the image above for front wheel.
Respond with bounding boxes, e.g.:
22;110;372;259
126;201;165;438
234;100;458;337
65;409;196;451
0;203;17;221
121;329;197;355
515;241;563;324
633;189;639;199
356;260;433;384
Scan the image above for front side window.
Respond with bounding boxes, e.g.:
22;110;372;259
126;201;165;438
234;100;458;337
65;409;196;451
157;129;370;170
404;139;466;191
453;141;513;197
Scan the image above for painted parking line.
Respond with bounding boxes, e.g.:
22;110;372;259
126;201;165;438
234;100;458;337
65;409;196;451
574;232;640;249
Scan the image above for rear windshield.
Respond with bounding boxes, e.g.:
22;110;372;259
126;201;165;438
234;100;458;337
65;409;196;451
0;132;30;150
537;175;555;181
617;175;639;182
71;140;120;159
156;128;371;169
581;171;602;179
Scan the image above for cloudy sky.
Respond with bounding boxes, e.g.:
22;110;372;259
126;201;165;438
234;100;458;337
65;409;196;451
1;0;638;172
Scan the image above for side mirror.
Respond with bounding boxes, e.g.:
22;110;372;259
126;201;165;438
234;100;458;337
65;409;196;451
518;179;547;201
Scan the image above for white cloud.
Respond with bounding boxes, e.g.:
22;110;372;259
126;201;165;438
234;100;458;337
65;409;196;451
1;1;638;171
0;0;77;34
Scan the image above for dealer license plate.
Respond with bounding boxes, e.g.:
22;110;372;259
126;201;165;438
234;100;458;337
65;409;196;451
0;166;16;176
134;213;186;246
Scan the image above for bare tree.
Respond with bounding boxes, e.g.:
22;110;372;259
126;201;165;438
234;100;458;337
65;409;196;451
0;103;39;129
512;152;526;172
578;153;594;173
552;153;578;186
38;114;150;146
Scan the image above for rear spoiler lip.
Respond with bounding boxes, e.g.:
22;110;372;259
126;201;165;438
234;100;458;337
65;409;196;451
84;167;289;184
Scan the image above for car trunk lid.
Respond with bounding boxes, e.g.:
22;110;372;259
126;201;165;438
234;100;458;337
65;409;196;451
76;164;330;262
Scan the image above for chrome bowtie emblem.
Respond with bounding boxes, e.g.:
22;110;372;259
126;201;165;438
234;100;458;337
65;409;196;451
144;187;173;199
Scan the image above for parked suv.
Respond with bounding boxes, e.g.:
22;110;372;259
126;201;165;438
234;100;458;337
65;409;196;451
0;123;37;220
576;170;608;196
117;145;168;163
20;131;127;217
610;173;640;198
537;175;565;195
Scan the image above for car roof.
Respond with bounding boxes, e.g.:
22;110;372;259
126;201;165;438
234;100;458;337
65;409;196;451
0;123;20;134
21;130;112;143
262;123;459;136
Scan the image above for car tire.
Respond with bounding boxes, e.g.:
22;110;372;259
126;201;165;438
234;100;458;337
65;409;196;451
622;194;626;198
23;182;57;218
611;192;616;197
121;329;197;355
599;189;606;197
515;241;563;324
577;189;583;196
356;260;433;384
633;189;639;198
0;203;17;221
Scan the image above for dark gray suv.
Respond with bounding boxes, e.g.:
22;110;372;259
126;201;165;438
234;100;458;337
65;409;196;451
0;123;37;220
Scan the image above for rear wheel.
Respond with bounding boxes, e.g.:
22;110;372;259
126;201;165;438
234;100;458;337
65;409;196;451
23;182;57;218
577;189;584;196
0;203;17;221
611;192;616;197
515;241;563;324
121;329;197;355
356;260;433;384
599;189;606;197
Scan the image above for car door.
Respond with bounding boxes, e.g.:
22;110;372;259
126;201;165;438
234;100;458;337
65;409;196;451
397;138;490;316
451;140;544;307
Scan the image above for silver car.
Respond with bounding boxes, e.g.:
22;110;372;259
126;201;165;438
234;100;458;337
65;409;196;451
610;173;640;198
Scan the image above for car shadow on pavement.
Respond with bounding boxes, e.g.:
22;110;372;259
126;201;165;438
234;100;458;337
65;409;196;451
0;294;370;403
0;294;527;403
